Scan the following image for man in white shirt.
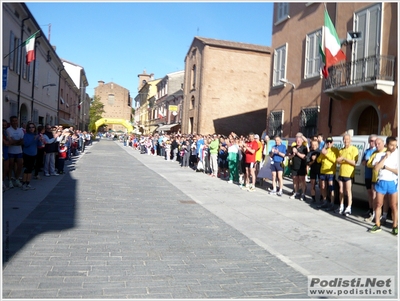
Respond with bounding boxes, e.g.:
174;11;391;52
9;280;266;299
6;116;24;187
369;137;398;235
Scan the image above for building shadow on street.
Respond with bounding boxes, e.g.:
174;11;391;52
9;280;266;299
2;171;77;265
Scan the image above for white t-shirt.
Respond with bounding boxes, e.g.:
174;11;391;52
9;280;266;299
228;144;239;154
6;126;24;154
378;149;398;181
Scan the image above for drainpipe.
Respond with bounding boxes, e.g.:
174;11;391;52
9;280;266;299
57;67;64;124
328;97;333;134
17;17;30;122
30;41;37;122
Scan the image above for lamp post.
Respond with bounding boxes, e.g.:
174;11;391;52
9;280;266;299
280;78;295;137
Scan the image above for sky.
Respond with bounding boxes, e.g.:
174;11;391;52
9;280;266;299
26;1;274;98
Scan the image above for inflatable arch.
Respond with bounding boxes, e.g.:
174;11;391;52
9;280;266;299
95;118;134;133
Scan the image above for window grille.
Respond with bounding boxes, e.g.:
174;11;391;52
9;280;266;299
268;111;284;137
299;107;319;137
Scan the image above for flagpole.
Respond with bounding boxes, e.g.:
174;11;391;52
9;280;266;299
3;29;41;59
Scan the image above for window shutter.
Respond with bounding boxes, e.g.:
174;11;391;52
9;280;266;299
368;5;380;57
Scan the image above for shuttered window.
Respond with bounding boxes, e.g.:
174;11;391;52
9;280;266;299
305;29;322;79
277;3;289;23
273;44;287;86
353;3;381;81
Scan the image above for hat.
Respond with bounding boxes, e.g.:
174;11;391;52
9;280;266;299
254;134;260;139
326;137;333;143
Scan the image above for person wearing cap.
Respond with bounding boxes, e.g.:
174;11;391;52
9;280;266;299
361;134;377;221
317;136;339;210
336;133;359;216
288;133;308;201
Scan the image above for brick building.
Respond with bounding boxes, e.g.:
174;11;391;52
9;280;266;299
94;81;132;133
181;37;272;136
268;2;397;138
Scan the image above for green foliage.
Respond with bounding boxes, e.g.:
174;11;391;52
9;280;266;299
89;96;105;133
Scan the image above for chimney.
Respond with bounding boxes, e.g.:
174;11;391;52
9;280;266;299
98;80;104;86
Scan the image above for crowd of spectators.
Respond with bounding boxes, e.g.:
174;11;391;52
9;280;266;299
3;116;93;191
120;130;398;236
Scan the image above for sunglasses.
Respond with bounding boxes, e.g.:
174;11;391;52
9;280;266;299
29;126;35;129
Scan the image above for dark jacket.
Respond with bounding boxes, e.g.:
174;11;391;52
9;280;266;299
44;130;59;153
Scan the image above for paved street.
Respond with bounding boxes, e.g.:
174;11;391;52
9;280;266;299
2;139;398;299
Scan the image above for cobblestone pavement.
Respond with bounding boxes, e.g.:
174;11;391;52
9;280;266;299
3;140;309;299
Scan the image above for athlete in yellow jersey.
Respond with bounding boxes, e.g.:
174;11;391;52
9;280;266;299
336;134;359;216
316;137;339;211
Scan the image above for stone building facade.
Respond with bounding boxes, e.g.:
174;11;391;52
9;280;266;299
94;81;132;133
181;37;272;136
268;2;397;138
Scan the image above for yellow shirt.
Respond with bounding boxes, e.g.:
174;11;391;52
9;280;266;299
317;147;339;174
367;148;387;183
338;145;359;178
255;141;262;162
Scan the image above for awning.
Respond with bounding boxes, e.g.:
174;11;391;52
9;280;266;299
156;123;179;132
59;118;74;127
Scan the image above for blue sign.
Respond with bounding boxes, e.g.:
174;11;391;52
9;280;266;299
3;66;8;91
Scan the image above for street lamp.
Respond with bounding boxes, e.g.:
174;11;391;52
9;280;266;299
280;78;295;89
280;78;295;137
42;83;56;89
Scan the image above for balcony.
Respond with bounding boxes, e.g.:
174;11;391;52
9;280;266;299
324;55;396;100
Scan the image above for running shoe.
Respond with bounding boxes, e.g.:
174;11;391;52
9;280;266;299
369;224;381;233
391;227;398;236
25;184;36;190
344;208;351;216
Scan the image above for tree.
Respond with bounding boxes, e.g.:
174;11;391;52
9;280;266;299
89;96;105;133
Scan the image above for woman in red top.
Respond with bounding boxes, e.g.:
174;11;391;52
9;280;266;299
240;133;259;191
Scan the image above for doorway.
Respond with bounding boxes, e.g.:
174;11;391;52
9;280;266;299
357;106;379;135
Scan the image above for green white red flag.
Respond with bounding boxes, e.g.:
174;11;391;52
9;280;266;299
320;9;346;78
25;34;36;65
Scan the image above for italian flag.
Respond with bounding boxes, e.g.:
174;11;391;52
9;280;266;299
320;10;346;78
25;34;36;65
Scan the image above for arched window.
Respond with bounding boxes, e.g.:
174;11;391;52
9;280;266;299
190;96;195;110
191;65;196;89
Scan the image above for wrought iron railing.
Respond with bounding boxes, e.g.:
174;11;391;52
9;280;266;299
324;55;395;90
